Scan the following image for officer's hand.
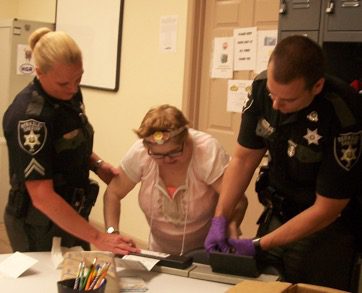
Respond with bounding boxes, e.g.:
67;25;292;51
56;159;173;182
96;162;120;184
228;238;255;256
95;232;140;255
204;216;230;253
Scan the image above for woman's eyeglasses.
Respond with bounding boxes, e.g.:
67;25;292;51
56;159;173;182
147;143;184;159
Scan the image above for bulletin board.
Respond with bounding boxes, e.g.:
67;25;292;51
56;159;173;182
55;0;124;91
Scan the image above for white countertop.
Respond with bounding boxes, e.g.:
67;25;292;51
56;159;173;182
0;252;233;293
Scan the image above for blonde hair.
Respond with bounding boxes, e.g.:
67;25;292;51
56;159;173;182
135;104;189;145
29;27;82;73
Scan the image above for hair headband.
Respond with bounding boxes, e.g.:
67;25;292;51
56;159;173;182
144;126;187;145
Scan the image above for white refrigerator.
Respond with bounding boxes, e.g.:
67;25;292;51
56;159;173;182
0;19;54;223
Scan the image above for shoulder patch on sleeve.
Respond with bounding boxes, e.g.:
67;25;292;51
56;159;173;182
334;130;362;171
18;119;47;155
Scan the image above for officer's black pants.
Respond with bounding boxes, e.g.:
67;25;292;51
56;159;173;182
257;214;357;291
4;204;90;252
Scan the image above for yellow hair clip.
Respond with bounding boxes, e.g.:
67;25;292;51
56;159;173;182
152;131;167;144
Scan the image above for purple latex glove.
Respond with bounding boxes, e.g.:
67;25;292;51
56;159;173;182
204;216;230;253
228;238;256;256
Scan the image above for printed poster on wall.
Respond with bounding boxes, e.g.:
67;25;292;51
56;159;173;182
233;27;257;71
210;37;234;79
255;30;278;74
227;79;253;113
160;15;178;53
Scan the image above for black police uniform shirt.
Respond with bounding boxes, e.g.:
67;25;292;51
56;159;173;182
238;72;362;213
2;77;94;193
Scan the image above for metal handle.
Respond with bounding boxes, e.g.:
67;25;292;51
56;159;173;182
341;1;360;7
326;0;335;13
279;0;287;14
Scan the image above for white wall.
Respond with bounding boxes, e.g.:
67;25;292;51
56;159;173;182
17;0;56;23
0;0;188;245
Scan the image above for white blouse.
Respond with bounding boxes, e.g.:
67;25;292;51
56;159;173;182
121;129;230;255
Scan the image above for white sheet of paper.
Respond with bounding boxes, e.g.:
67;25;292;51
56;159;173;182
117;255;160;271
0;252;38;278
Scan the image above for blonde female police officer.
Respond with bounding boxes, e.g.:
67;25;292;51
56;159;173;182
2;27;139;254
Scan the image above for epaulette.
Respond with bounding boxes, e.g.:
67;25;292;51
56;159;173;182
325;92;356;128
25;90;45;117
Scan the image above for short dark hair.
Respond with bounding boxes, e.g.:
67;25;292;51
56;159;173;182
269;35;325;90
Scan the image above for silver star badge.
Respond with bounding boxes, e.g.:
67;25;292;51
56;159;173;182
303;128;322;145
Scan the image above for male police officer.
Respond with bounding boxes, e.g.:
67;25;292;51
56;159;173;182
205;35;362;291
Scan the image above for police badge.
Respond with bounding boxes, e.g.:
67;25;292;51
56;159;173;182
18;119;47;155
256;118;275;138
334;131;362;171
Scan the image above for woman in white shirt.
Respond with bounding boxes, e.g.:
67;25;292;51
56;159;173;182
104;104;246;258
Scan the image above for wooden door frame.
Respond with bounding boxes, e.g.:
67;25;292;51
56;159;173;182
182;0;206;129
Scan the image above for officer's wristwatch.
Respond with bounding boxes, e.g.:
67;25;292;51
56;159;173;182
106;226;119;234
92;159;104;173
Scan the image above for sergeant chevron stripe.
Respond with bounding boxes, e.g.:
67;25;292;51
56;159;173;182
24;158;45;177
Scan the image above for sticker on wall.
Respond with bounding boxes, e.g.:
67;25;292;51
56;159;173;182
17;44;35;75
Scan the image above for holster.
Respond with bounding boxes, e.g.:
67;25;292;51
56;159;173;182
7;188;30;218
54;175;100;219
68;179;99;219
7;174;30;218
255;166;297;228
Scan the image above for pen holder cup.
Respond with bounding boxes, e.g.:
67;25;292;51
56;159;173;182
57;278;107;293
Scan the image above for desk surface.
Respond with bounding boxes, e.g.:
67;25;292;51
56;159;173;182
0;252;233;293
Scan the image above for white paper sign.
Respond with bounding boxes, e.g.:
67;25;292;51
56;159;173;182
160;15;178;52
210;37;234;79
256;30;278;74
233;27;257;71
227;79;253;112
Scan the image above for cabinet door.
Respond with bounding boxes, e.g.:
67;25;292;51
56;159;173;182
324;0;362;31
279;30;319;42
323;0;362;41
279;0;323;31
